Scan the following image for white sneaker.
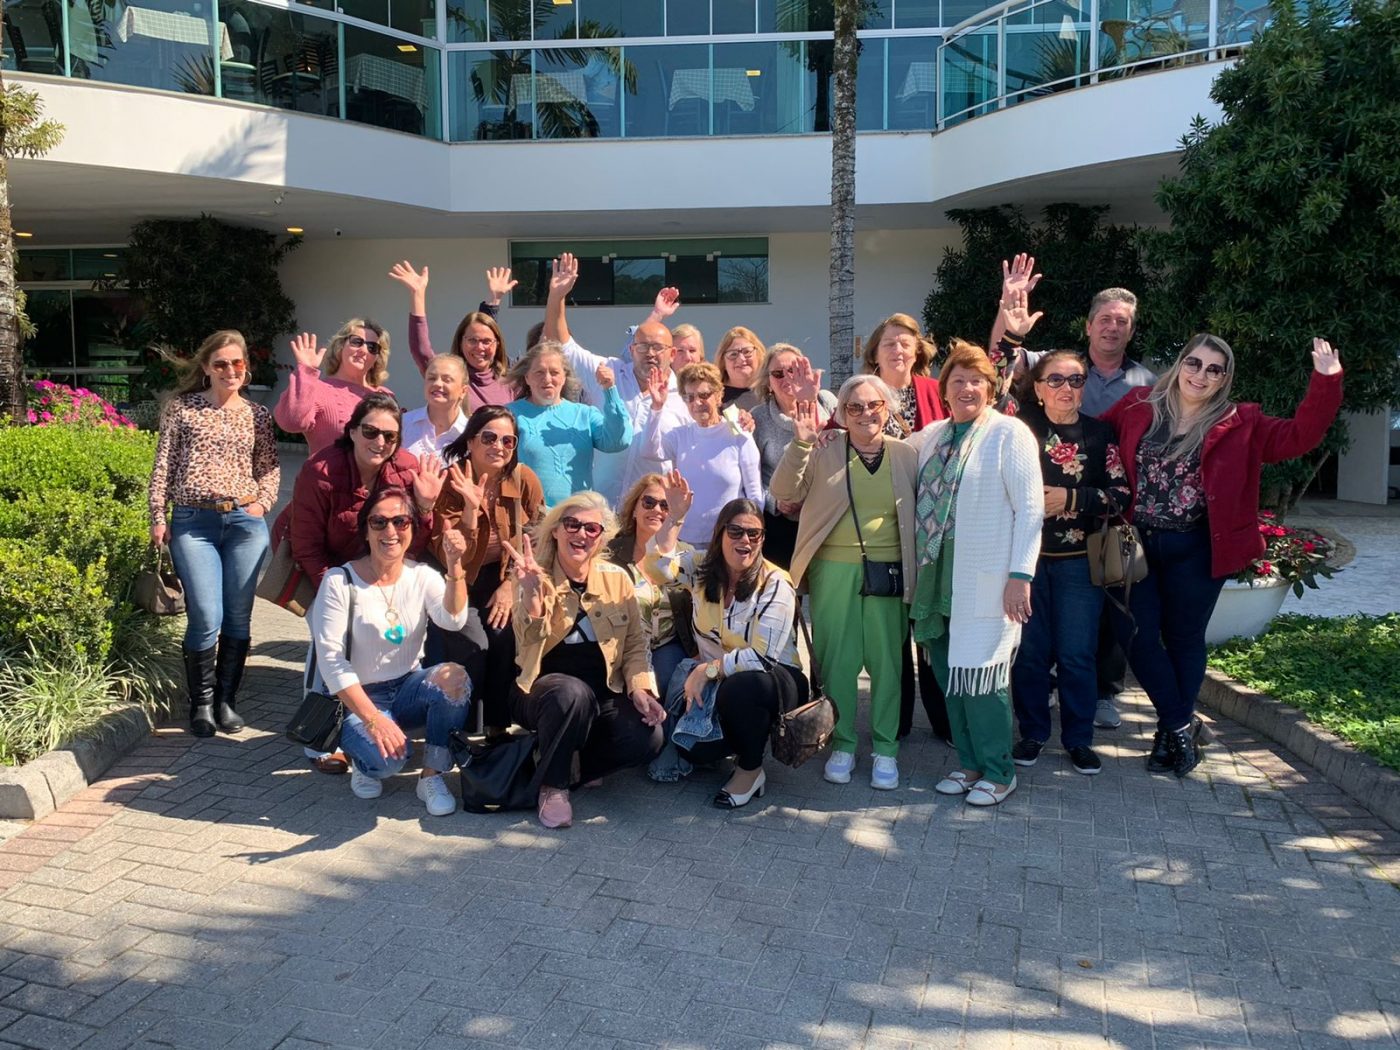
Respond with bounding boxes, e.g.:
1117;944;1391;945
823;750;856;784
350;768;382;799
416;774;457;817
870;755;899;791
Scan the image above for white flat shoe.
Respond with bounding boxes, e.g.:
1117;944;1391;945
965;776;1017;807
934;770;977;795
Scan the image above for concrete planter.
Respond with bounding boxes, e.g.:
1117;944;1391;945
0;704;154;819
1205;578;1290;644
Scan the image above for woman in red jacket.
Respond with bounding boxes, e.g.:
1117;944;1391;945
1103;335;1342;776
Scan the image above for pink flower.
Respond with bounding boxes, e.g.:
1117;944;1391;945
26;409;36;423
1302;541;1316;553
39;411;52;422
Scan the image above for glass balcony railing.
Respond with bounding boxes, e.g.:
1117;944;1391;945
0;0;1270;141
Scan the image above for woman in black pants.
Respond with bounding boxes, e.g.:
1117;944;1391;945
641;480;805;809
504;492;667;829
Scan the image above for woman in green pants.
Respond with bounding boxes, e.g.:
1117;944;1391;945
770;375;919;790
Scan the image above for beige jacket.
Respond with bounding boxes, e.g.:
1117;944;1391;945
769;436;920;603
513;558;657;697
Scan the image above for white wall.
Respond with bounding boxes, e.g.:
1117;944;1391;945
278;227;961;409
1337;410;1394;505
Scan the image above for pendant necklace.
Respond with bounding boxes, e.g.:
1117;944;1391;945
376;576;405;645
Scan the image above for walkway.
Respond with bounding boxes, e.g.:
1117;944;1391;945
0;595;1397;1049
1283;498;1400;617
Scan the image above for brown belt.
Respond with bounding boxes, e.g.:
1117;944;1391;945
182;495;257;513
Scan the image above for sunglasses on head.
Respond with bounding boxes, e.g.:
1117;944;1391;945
561;516;604;539
358;423;399;443
640;494;670;512
345;336;382;354
368;514;413;531
476;430;517;449
724;524;765;543
1040;373;1087;389
1181;356;1228;380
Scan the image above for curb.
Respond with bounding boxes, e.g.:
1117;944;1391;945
0;704;153;820
1199;669;1400;833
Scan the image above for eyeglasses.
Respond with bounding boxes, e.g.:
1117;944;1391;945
724;347;755;360
476;430;517;449
767;368;794;381
345;336;382;354
1181;356;1228;380
462;337;497;348
724;524;765;543
845;399;886;417
560;516;604;539
357;423;399;443
683;389;717;403
632;341;671;354
640;495;670;512
368;514;413;531
1039;373;1087;389
210;359;246;373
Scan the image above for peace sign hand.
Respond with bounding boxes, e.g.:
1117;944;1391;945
290;332;325;371
500;533;546;609
1311;337;1341;376
447;461;485;514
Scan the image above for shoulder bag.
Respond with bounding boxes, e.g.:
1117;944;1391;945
767;614;837;768
845;440;904;598
1086;492;1147;623
256;518;317;617
133;546;185;616
284;568;352;752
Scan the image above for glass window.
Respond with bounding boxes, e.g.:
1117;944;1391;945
22;290;75;371
940;0;987;27
666;0;708;34
718;256;768;303
67;0;218;95
758;0;833;31
896;0;942;27
343;26;441;137
855;36;887;131
2;0;64;75
888;35;938;129
1005;0;1088;100
614;257;665;303
214;2;341;118
16;250;71;283
510;239;768;306
449;49;532;139
627;42;709;137
336;0;435;38
711;40;807;136
20;288;146;404
802;37;888;133
712;0;756;34
941;26;997;124
73;248;126;282
667;255;716;303
487;0;531;42
534;0;576;39
579;0;663;36
446;0;489;43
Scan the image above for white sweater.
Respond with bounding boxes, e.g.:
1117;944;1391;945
311;562;470;694
643;417;763;546
910;413;1044;691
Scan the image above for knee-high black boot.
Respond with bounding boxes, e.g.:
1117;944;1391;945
184;646;217;738
213;635;251;733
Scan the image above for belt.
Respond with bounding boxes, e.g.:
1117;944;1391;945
183;495;256;513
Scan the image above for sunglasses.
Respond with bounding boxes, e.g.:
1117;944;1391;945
683;390;717;403
476;430;517;449
368;514;413;531
640;495;670;512
560;516;604;539
724;524;765;543
767;368;795;381
1181;356;1228;380
1040;373;1087;389
357;423;399;443
345;336;382;354
845;399;886;416
210;359;246;373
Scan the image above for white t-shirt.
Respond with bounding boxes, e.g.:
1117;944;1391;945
402;406;468;458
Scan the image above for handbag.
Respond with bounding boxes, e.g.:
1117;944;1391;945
767;614;838;769
450;721;539;813
132;546;185;616
284;569;352;752
845;440;904;598
256;535;317;617
1086;494;1148;627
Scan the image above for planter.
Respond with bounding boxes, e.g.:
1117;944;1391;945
1205;578;1290;645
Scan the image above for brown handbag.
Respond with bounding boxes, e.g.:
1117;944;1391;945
255;535;317;617
767;615;837;768
1087;518;1147;590
132;547;185;616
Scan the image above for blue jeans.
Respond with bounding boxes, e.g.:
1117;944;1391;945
168;504;270;650
1110;525;1226;731
1012;555;1104;749
651;638;688;712
339;667;472;779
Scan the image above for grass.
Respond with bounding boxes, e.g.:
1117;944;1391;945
1208;613;1400;772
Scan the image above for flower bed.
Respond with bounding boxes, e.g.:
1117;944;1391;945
1232;512;1337;596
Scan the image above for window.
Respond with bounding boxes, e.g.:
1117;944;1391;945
510;239;769;306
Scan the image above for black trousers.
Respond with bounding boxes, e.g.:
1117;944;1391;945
425;563;516;728
1096;603;1127;699
681;665;808;771
511;673;663;789
898;636;951;743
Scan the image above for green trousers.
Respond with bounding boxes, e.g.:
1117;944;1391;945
925;633;1014;784
808;558;908;757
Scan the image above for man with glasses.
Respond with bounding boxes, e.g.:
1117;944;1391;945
543;252;690;505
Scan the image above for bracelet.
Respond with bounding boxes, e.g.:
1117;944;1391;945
1000;332;1024;346
444;572;466;581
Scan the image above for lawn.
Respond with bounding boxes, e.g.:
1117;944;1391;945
1208;613;1400;772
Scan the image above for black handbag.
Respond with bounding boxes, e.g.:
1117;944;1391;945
845;440;904;598
449;700;539;812
284;568;350;752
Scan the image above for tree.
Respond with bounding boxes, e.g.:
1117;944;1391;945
1144;0;1400;507
826;0;861;389
0;76;65;423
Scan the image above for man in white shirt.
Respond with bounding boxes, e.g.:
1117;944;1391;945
544;252;691;505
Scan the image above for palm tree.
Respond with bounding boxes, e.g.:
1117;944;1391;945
827;0;862;388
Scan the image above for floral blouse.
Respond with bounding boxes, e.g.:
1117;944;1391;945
1134;421;1206;530
885;383;919;437
1025;410;1130;556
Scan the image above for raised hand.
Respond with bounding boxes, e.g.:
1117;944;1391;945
645;365;668;410
290;332;326;371
661;468;694;522
596;362;616;390
439;527;468;567
412;453;446;508
485;266;517;304
652;286;681;321
549;253;580;299
388;260;429;295
447;461;485;514
792;399;821;444
999;287;1044;339
789;356;823;403
1311;337;1341;376
1001;252;1042;302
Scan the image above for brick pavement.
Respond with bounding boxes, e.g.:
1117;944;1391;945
0;598;1397;1049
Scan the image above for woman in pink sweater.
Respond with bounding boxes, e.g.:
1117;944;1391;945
274;323;395;454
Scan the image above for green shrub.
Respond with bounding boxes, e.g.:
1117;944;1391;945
0;541;113;660
0;491;149;599
106;604;184;716
0;423;156;503
0;648;114;765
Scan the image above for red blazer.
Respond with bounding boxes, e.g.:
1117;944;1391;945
912;374;949;429
1103;371;1342;578
272;445;429;588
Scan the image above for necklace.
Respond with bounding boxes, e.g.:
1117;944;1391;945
375;576;405;645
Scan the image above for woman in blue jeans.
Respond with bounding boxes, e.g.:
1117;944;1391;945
1010;351;1130;775
149;331;280;737
309;487;473;816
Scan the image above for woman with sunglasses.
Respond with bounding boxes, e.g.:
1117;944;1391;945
503;493;666;829
310;486;472;817
641;487;804;809
1009;352;1131;778
1102;336;1343;776
714;327;765;410
149;330;280;737
274;321;394;455
431;406;544;729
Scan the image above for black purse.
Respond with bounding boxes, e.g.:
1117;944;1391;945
284;568;351;752
845;441;904;598
449;702;539;812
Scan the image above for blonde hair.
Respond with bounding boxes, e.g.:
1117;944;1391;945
162;330;248;401
325;318;391;388
532;491;618;570
862;313;934;377
615;473;667;542
751;342;807;404
1145;333;1237;463
671;323;704;358
714;326;767;387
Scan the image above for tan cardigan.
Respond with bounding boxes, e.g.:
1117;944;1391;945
769;436;920;603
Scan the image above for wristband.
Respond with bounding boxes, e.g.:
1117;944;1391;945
444;572;466;581
1000;332;1024;347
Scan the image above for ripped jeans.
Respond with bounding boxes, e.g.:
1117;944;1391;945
338;665;471;779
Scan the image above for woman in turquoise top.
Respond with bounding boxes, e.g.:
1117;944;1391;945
507;340;632;507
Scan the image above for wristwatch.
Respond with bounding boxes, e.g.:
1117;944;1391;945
705;661;721;681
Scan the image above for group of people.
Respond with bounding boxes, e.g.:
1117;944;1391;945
146;251;1343;828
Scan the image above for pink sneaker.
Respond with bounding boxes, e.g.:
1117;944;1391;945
537;787;573;829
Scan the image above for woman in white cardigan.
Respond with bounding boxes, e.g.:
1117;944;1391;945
908;341;1043;806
